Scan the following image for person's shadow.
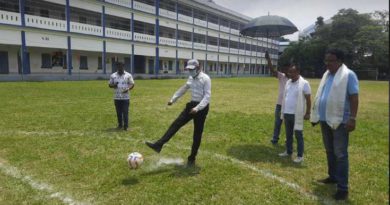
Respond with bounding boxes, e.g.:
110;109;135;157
141;164;201;178
227;144;306;168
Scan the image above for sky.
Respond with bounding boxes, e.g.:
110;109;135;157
212;0;389;41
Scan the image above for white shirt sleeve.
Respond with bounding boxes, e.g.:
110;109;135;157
303;81;311;95
128;74;135;86
109;74;115;84
171;82;190;103
194;76;211;111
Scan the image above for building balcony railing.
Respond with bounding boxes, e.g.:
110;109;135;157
208;22;219;31
159;36;176;46
105;0;131;8
105;28;132;40
220;26;229;33
207;44;218;52
230;29;239;35
159;8;176;20
219;47;229;53
133;1;155;14
230;48;238;54
70;22;103;36
0;10;21;26
25;15;66;32
178;14;193;24
177;39;192;48
194;18;207;27
193;42;206;50
134;32;155;43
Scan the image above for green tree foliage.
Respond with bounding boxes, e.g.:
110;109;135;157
279;9;389;79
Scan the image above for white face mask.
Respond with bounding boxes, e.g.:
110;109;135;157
189;69;199;78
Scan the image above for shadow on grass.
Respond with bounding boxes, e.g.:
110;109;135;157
105;127;124;132
310;180;350;204
141;165;200;178
121;177;139;186
227;144;307;168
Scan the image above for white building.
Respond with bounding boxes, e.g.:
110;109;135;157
0;0;279;80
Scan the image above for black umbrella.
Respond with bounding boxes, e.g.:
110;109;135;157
240;15;298;38
240;15;298;74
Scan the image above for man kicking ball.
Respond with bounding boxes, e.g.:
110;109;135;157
145;59;211;167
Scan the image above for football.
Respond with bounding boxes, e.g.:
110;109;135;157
127;152;144;169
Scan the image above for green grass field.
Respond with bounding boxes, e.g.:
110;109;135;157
0;78;388;205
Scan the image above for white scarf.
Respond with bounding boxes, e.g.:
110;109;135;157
310;64;349;129
281;76;307;130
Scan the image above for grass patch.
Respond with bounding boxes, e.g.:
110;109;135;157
0;78;388;204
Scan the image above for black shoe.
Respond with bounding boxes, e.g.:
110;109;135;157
145;141;162;153
124;127;128;131
333;190;348;200
317;177;337;184
117;125;123;129
187;160;195;167
270;139;278;145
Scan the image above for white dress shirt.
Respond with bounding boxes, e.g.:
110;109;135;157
170;72;211;111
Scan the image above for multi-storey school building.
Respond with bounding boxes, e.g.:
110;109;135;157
0;0;279;79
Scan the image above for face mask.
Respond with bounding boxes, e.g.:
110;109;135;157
189;69;199;78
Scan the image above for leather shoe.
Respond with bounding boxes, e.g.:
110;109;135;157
145;141;162;153
333;190;348;200
317;177;337;184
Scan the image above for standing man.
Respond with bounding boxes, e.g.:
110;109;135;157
145;59;211;167
109;62;135;131
266;51;289;145
311;48;359;200
278;65;311;163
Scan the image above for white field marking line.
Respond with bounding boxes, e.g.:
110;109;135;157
1;130;333;204
0;159;90;205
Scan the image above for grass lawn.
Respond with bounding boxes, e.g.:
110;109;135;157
0;77;388;205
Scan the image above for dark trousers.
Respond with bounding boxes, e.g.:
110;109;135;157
114;99;129;129
272;104;283;141
284;114;304;157
156;101;209;161
320;122;349;191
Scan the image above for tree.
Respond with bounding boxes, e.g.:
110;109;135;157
279;8;389;79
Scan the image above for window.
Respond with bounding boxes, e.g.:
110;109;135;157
25;0;65;20
193;8;206;21
134;20;155;35
79;56;88;70
208;14;218;24
239;41;245;50
193;33;205;44
220;18;229;27
70;7;101;26
0;0;19;12
159;26;175;39
168;61;173;71
246;43;251;51
177;30;191;41
207;36;218;46
52;52;63;66
230;21;239;30
220;38;229;48
230;40;238;49
41;53;52;69
138;0;154;6
40;9;49;18
105;14;130;31
98;56;102;70
177;3;192;16
159;0;175;12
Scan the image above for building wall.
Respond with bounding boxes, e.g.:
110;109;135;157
0;0;280;79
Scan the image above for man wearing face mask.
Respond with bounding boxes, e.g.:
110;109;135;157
145;59;211;167
109;62;135;131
